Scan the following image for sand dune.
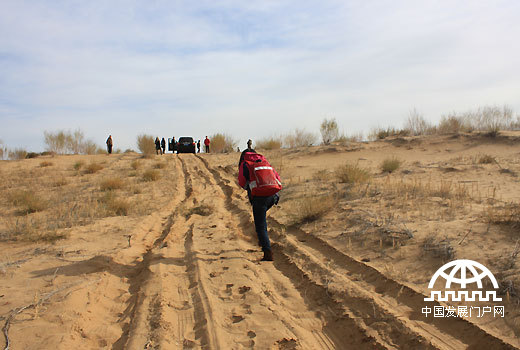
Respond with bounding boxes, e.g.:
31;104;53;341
1;133;519;349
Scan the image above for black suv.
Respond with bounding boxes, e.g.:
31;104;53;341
177;137;196;153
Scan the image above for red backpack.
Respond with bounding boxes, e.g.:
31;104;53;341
240;153;282;196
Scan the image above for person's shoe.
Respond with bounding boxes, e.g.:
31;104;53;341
261;249;273;261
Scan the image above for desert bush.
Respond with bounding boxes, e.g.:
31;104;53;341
320;118;339;145
473;105;513;135
285;128;318;148
210;133;237;153
437;115;472;134
479;154;495;164
100;177;125;191
39;161;54;167
0;140;7;160
290;193;334;225
335;163;371;184
124;149;136;153
184;204;213;219
26;152;40;159
423;235;454;260
142;169;160;181
368;127;408;140
101;192;130;216
73;160;85;170
136;134;156;156
131;160;142;170
82;140;100;155
8;148;28;160
54;177;68;187
255;136;282;150
404;109;433;136
84;162;103;174
7;190;47;214
44;129;100;154
335;132;363;145
44;130;67;154
381;158;401;173
486;203;520;230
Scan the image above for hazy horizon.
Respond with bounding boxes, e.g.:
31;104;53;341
1;1;519;152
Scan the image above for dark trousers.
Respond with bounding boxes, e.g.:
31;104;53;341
205;145;210;153
107;145;112;154
251;194;278;252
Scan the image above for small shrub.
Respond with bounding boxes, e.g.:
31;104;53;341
84;162;103;174
486;203;520;230
423;235;454;260
210;133;237;153
335;133;363;145
26;152;40;159
73;160;85;170
255;137;282;150
7;190;47;214
381;158;401;173
335;163;371;184
137;134;156;156
101;192;130;216
8;148;28;160
124;149;136;153
39;161;54;167
142;169;160;181
130;160;142;170
100;177;125;191
290;193;334;225
479;154;495;164
404;109;433;136
285;128;318;148
54;178;68;187
320;118;339;145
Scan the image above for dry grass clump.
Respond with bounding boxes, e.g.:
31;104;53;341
84;162;103;174
285;128;318;148
39;161;53;167
100;192;130;216
423;235;455;260
478;154;495;164
184;204;213;219
73;160;85;170
290;193;334;225
368;127;409;140
486;203;520;230
335;133;363;145
142;169;160;182
7;190;47;214
100;177;125;191
2;217;66;242
255;137;282;150
131;159;142;170
54;177;68;187
381;158;401;173
335;163;371;184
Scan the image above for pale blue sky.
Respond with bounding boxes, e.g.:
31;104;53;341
1;0;519;151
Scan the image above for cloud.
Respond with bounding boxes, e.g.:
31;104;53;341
1;0;519;151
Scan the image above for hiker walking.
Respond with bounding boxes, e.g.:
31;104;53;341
197;140;201;153
155;137;161;155
204;136;210;153
238;146;282;261
161;137;166;155
239;139;255;165
106;135;113;154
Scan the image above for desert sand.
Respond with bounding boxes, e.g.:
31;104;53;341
1;133;520;349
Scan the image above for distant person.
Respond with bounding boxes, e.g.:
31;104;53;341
172;137;176;153
106;135;113;154
239;139;255;165
161;137;166;155
204;136;210;153
155;137;161;155
238;149;282;261
197;140;201;153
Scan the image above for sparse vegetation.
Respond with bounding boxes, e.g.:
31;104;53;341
285;128;318;148
184;204;213;219
423;235;455;260
131;159;142;170
73;160;85;170
7;190;47;214
142;169;160;181
335;163;371;184
154;161;167;169
290;193;334;225
101;192;130;216
255;137;282;150
8;148;28;160
137;134;156;156
486;203;520;230
44;129;101;154
39;161;54;167
404;109;433;136
100;177;125;191
381;158;401;173
210;133;237;153
479;154;495;164
84;162;104;174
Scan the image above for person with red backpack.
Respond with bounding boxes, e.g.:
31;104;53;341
238;145;281;261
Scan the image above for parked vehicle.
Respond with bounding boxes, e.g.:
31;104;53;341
177;137;196;153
